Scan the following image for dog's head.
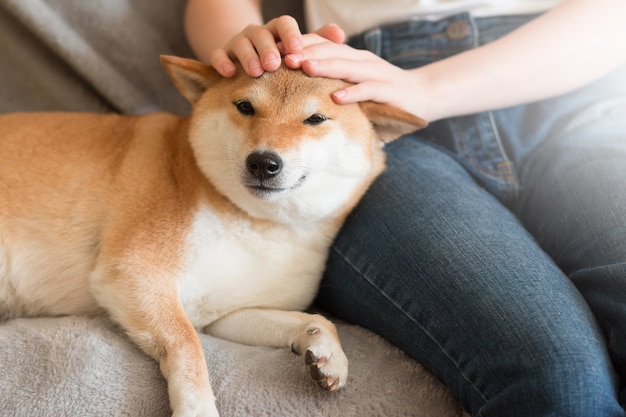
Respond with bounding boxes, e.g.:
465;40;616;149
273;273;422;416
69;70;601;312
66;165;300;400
161;56;426;225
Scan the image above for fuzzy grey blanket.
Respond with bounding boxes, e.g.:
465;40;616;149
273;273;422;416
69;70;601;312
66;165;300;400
0;1;464;416
0;315;462;417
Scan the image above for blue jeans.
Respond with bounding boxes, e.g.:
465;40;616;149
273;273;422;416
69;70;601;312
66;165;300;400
316;13;626;417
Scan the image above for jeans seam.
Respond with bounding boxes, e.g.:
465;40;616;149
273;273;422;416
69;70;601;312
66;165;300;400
487;111;519;198
331;245;490;405
450;117;509;180
569;260;626;281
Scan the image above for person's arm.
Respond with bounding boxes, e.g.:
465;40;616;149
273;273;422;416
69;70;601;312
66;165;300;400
295;0;626;122
184;0;262;60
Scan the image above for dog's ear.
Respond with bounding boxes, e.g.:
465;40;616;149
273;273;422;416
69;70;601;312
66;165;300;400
359;101;428;143
160;55;221;104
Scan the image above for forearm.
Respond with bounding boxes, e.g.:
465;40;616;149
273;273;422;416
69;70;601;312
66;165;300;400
420;0;626;121
184;0;263;64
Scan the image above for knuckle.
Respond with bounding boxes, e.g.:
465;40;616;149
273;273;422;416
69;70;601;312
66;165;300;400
242;23;260;33
276;14;298;27
209;49;223;62
231;36;252;51
241;25;268;43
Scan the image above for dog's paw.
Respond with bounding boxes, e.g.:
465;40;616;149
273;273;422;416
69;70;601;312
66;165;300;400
305;347;348;391
171;391;220;417
172;401;220;417
293;324;349;391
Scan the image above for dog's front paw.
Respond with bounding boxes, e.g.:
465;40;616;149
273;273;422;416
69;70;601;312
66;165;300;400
293;323;349;391
305;346;348;391
170;388;220;417
172;400;220;417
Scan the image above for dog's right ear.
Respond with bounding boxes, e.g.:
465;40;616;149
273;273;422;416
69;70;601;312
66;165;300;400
160;55;221;104
359;101;428;143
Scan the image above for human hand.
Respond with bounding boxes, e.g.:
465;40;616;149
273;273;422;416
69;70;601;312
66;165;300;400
288;35;430;121
211;16;345;78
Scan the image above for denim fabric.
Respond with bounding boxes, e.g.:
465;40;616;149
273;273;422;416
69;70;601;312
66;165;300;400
316;13;626;417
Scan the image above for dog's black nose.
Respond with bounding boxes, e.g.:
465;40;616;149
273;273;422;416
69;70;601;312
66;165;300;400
246;151;283;180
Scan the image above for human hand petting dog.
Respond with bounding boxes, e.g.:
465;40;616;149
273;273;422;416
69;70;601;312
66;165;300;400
286;33;431;125
203;14;433;124
184;0;432;120
209;16;345;77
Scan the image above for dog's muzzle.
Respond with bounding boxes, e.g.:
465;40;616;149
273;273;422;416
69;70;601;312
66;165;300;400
244;150;306;198
246;151;282;181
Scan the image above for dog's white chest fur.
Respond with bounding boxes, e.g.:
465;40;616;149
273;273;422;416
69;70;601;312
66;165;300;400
179;204;330;328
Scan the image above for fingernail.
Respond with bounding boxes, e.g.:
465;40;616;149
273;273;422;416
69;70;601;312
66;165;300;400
248;59;261;70
221;63;236;76
262;53;280;68
247;60;263;76
332;90;347;100
285;53;303;66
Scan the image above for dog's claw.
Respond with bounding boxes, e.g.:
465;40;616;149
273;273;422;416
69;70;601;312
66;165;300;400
327;376;340;392
305;349;345;391
310;362;324;381
305;349;315;366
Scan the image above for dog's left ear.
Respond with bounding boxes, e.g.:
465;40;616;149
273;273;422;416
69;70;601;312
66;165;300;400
359;101;428;143
160;55;221;104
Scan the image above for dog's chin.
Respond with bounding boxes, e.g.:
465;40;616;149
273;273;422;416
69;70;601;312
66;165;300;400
245;176;307;200
246;185;287;200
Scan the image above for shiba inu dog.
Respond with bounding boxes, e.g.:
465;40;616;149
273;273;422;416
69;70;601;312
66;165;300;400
0;56;426;417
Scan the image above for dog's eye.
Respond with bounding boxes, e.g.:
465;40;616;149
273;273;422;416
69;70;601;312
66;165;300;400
234;100;255;116
304;114;328;126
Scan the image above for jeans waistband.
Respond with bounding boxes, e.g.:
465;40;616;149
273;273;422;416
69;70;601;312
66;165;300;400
348;12;536;71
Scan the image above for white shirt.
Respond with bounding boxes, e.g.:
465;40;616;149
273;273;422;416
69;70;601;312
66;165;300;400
305;0;563;36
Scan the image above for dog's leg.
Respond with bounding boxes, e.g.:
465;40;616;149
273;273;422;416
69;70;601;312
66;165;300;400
91;268;219;417
205;309;348;391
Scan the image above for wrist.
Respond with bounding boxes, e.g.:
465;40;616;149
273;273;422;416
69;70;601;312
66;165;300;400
404;68;445;123
408;55;485;122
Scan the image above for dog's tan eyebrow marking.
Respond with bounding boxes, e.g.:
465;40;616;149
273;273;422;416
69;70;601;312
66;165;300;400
232;84;262;108
247;85;263;101
304;99;320;116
